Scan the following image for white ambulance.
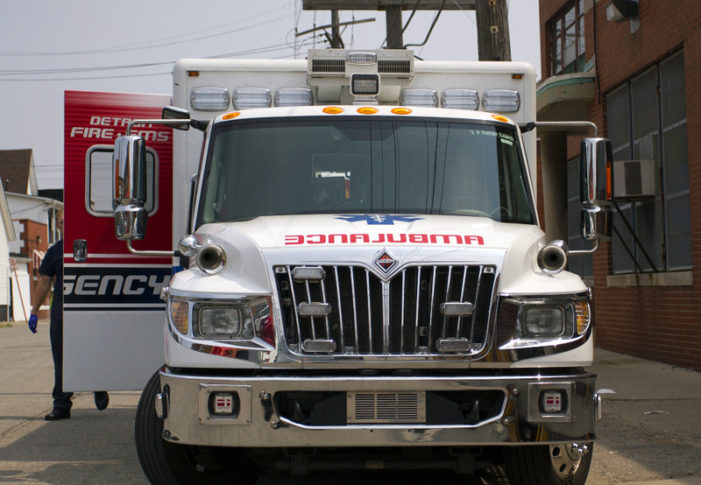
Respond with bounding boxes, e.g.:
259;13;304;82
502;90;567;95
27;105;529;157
64;49;608;484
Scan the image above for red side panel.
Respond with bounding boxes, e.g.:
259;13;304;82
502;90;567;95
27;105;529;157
63;91;173;391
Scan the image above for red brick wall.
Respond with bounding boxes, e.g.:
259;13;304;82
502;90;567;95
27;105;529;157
539;0;701;370
17;219;50;319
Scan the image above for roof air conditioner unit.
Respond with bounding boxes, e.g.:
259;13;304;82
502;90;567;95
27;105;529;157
613;159;656;199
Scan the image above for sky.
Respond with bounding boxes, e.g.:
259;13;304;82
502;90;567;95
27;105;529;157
0;0;540;190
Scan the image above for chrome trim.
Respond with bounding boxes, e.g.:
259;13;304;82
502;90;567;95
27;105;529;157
496;292;592;353
197;384;251;425
292;266;326;281
159;368;596;447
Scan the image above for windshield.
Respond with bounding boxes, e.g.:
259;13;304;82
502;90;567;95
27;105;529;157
197;117;535;225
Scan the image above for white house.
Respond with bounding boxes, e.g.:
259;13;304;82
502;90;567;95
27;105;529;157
0;183;17;322
0;149;61;321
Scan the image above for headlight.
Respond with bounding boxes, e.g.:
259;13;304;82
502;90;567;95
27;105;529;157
523;306;565;338
192;297;271;342
198;306;245;339
497;293;591;349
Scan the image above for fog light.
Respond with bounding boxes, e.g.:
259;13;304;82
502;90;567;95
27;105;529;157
541;390;565;414
210;392;239;416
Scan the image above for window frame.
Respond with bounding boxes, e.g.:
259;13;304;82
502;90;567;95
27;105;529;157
549;0;586;76
85;144;159;217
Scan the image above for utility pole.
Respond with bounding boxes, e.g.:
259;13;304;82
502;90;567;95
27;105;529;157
302;1;481;51
331;10;343;48
385;5;403;49
475;0;511;61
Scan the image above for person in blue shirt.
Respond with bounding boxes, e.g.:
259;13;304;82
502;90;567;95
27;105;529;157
28;211;109;420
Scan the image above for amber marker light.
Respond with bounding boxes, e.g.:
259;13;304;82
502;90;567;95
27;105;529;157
187;71;200;77
357;107;379;115
491;114;510;123
391;107;412;115
222;112;240;120
322;106;344;114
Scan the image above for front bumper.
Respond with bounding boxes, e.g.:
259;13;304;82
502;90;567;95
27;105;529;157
159;367;598;447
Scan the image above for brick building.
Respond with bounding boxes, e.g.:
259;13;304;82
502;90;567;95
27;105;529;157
536;0;701;369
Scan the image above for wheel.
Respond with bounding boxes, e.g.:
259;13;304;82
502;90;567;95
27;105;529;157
135;371;259;485
504;443;593;485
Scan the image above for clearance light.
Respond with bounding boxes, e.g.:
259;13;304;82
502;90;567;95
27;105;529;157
492;114;511;123
482;89;520;113
323;106;344;114
222;112;240;120
441;88;479;110
574;300;591;335
169;299;189;334
391;107;412;115
275;87;313;107
232;87;271;109
357;107;378;115
347;51;377;64
190;87;230;111
400;88;438;107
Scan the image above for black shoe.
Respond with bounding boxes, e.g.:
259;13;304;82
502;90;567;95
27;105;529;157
94;391;109;411
45;409;70;421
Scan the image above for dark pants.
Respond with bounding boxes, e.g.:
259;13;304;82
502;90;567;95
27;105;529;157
50;316;73;411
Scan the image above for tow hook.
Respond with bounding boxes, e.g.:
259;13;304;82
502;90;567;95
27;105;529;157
155;385;169;419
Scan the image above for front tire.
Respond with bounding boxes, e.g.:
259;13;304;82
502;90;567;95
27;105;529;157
135;371;259;485
504;443;593;485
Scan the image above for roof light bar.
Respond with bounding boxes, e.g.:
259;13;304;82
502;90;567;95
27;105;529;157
482;89;520;113
190;87;230;111
346;51;377;65
400;88;438;107
232;87;271;110
441;88;479;110
275;87;313;107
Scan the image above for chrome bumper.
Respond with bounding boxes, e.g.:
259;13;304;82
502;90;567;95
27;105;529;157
159;368;597;447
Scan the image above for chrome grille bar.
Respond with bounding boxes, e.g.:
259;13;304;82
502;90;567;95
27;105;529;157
333;266;345;352
350;268;359;353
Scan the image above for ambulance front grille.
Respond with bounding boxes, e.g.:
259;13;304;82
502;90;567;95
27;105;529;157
348;392;425;423
274;264;496;357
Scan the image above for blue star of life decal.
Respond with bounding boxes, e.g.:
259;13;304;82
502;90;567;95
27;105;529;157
335;214;423;225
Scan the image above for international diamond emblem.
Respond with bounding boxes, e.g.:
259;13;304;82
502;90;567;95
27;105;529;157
374;250;397;273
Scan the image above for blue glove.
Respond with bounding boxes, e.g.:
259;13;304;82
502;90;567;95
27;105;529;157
28;314;38;334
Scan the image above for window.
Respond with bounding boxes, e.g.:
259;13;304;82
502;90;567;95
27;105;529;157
606;51;691;273
86;145;157;216
549;0;586;75
197;118;535;225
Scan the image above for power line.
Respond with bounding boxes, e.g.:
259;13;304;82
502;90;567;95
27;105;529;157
0;7;291;57
0;42;297;81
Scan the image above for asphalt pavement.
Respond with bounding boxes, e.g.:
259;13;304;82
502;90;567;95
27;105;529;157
1;319;699;484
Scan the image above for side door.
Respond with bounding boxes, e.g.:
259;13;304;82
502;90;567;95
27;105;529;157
63;90;173;391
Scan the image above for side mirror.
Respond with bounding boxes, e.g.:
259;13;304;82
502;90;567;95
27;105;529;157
580;206;611;242
115;204;148;241
162;106;191;131
113;135;149;240
580;137;612;208
113;135;148;208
